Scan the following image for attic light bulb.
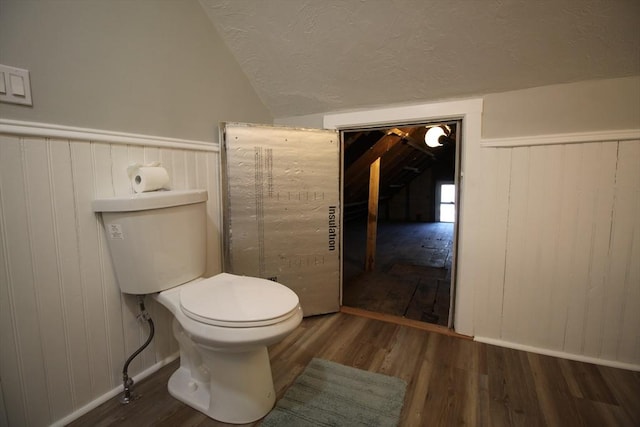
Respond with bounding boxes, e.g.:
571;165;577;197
425;126;445;148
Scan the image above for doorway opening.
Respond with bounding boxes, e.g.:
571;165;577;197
341;121;460;327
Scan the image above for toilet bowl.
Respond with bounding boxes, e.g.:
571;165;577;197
91;190;303;424
155;273;303;424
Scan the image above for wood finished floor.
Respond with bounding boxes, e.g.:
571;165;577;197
343;220;453;326
69;312;640;427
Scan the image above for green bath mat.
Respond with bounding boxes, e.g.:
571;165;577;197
261;358;407;426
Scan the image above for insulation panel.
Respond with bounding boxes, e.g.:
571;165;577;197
222;123;340;316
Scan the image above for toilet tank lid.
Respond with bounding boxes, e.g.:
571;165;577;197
92;189;207;212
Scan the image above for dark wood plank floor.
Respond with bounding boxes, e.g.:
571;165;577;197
344;220;453;326
69;312;640;427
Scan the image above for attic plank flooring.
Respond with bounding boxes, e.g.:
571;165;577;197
343;220;453;326
69;312;640;427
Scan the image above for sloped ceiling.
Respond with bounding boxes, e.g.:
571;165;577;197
199;0;640;118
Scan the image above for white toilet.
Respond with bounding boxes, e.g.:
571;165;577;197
92;189;303;424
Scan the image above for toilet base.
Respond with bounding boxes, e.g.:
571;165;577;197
168;366;210;413
168;346;276;424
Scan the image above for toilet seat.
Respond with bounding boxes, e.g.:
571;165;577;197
179;273;300;328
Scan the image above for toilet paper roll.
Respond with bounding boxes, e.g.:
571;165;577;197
131;166;170;193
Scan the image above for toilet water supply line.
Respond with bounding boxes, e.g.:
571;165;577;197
120;295;155;404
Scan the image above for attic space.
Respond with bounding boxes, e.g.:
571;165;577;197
343;123;457;222
342;122;458;326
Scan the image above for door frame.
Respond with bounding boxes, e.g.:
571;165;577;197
323;98;482;335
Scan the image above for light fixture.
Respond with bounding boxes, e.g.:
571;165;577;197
424;125;450;148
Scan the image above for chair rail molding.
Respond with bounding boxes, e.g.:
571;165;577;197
0;119;218;152
481;129;640;148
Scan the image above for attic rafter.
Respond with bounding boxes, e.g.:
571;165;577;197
403;166;420;173
377;152;425;200
345;127;421;185
344;131;366;149
389;128;435;158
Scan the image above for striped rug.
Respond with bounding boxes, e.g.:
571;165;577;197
261;358;407;426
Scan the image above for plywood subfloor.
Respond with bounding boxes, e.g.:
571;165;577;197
343;221;453;326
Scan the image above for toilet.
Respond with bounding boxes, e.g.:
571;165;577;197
92;189;303;424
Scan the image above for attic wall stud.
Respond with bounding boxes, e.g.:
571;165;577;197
365;157;381;272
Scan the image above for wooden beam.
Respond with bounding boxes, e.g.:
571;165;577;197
345;127;422;178
345;132;403;184
365;157;381;272
390;127;435;158
344;127;424;202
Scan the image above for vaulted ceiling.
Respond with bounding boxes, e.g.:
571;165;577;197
199;0;640;118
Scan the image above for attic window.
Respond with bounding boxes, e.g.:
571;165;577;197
439;184;455;223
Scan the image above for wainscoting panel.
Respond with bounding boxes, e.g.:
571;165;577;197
605;140;640;363
467;145;511;339
0;124;220;427
474;138;640;369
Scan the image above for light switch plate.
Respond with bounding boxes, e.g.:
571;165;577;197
0;64;32;106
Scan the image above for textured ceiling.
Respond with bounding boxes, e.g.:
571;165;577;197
199;0;640;118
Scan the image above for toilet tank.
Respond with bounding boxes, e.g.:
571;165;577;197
92;190;208;294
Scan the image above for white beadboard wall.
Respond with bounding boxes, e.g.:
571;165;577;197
1;118;638;425
473;136;640;370
0;121;222;427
